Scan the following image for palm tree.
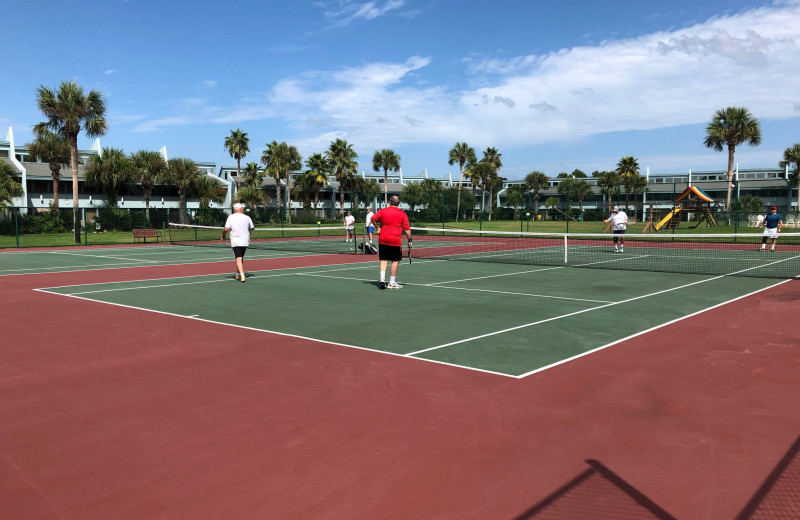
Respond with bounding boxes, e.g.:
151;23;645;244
291;174;315;209
191;174;228;209
242;162;264;190
372;148;401;206
524;171;549;216
616;156;640;209
262;141;302;223
703;107;762;209
35;81;108;243
26;128;70;209
543;197;560;221
558;178;593;216
470;162;496;217
326;139;358;215
779;143;800;211
0;161;23;206
401;182;426;213
504;185;526;221
224;129;250;194
448;142;476;221
481;147;503;173
594;170;622;212
84;147;133;206
165;158;200;224
304;153;330;210
130;150;167;225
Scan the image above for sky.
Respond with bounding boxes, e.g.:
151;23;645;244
3;0;799;180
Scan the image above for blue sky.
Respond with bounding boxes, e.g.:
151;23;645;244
3;0;799;180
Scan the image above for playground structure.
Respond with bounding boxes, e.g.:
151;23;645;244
652;186;719;232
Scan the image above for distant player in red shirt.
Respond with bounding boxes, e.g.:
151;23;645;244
370;195;412;289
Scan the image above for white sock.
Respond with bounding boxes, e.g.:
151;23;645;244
390;276;396;284
380;271;386;282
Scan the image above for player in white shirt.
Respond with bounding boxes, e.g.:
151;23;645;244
365;208;376;245
604;206;628;253
221;203;254;282
344;211;356;242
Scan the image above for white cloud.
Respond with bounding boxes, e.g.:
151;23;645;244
317;0;405;27
132;1;800;158
105;69;115;75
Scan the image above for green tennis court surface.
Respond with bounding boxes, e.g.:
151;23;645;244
0;246;318;275
36;258;786;377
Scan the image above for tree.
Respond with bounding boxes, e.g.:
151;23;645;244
130;150;167;225
480;147;503;220
191;174;227;209
594;170;621;211
326;139;358;215
615;156;640;209
84;147;133;206
400;183;426;213
558;178;593;216
448;142;476;221
35;81;108;242
224;129;250;194
165;158;200;224
304;153;330;210
703;107;762;209
505;185;526;221
262;141;302;223
779;143;800;211
543;197;560;220
291;172;315;209
26;128;70;209
242;162;264;190
524;171;549;216
470;162;496;217
372;149;401;206
570;169;588;178
0;161;23;206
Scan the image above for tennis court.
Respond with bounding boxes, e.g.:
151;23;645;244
2;230;800;519
35;255;788;377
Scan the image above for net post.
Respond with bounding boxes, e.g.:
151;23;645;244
83;208;88;246
563;234;568;265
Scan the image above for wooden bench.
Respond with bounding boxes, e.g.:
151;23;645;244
133;228;162;243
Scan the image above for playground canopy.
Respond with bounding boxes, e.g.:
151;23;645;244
675;186;716;203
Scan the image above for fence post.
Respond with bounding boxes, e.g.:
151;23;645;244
14;207;19;248
83;208;88;246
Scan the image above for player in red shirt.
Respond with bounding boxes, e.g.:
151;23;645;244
370;195;412;289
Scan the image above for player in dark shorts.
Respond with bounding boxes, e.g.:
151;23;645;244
370;195;412;289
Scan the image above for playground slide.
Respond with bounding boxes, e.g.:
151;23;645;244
655;207;681;231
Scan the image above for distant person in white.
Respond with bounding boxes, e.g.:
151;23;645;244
344;210;356;242
604;206;628;253
221;203;254;283
365;208;376;244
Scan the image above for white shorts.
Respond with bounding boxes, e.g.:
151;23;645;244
345;226;354;232
763;227;779;239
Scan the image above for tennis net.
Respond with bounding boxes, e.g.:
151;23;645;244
168;223;361;255
408;227;800;279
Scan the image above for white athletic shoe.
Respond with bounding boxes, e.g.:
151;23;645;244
387;282;403;289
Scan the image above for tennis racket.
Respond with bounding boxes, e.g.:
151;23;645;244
408;247;412;264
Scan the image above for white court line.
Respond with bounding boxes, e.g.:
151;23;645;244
48;250;161;263
296;272;612;303
514;278;792;378
426;266;564;285
36;290;516;379
405;254;799;358
35;258;374;291
0;249;325;275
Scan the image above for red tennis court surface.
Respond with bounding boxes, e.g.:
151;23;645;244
1;253;798;519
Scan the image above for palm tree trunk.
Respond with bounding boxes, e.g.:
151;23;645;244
456;166;463;222
726;146;735;210
276;181;283;222
179;190;187;224
51;173;60;209
69;135;80;243
145;195;151;226
285;174;292;224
